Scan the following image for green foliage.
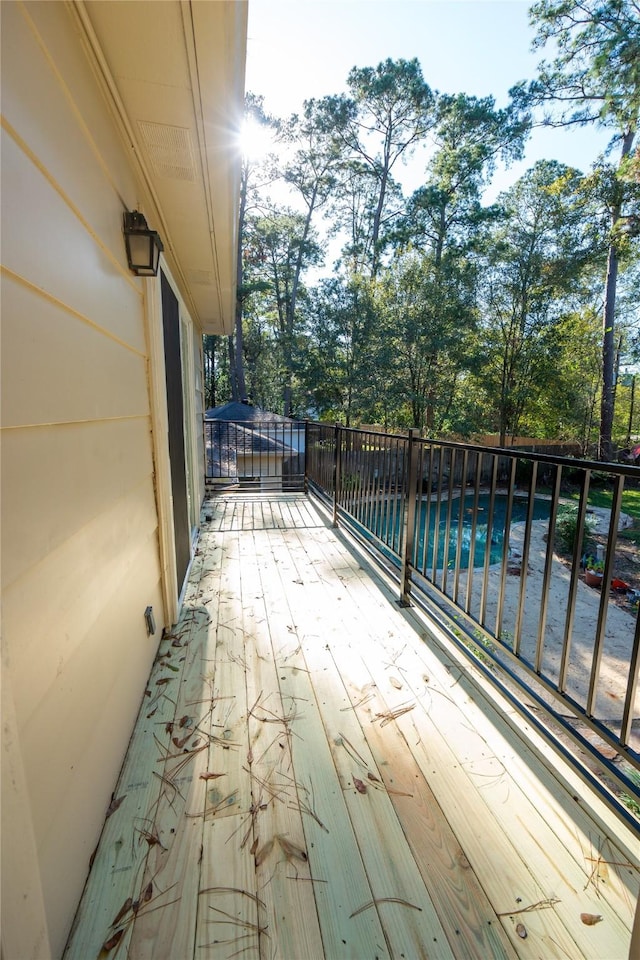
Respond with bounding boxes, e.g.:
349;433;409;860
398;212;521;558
620;768;640;817
555;504;598;554
205;50;639;442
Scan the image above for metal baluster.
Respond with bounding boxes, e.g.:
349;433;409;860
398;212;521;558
559;469;592;694
586;474;624;717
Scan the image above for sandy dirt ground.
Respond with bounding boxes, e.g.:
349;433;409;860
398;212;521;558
451;510;638;756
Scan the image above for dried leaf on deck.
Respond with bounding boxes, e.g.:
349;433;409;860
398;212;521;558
389;677;403;689
255;838;275;866
101;928;124;952
199;772;225;780
353;777;368;794
250;837;259;855
142;831;160;848
179;715;192;728
142;881;153;903
105;795;126;818
172;735;190;749
277;835;308;863
156;678;172;686
515;923;527;939
111;898;132;926
580;913;603;925
367;772;381;783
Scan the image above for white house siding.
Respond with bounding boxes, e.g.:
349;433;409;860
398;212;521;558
0;3;195;956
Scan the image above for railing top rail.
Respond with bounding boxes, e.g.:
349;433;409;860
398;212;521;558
307;421;640;478
206;418;305;426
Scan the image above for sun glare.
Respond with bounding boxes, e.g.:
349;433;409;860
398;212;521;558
239;118;275;160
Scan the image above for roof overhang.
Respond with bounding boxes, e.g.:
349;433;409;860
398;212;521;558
73;0;247;334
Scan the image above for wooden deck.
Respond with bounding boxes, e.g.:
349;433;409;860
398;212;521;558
64;494;639;960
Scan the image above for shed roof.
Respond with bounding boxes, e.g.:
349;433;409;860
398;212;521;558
205;401;293;423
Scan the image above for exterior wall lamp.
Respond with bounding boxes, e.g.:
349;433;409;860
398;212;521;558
123;210;164;276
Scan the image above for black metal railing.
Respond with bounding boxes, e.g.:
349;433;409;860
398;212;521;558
306;421;640;820
204;419;305;491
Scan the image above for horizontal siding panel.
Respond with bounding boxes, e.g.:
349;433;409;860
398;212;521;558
18;530;166;959
1;274;149;429
0;1;138;280
4;476;162;731
1;130;146;353
21;1;141;204
1;418;155;589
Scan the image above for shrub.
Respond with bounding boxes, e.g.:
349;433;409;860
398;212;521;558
555;505;597;556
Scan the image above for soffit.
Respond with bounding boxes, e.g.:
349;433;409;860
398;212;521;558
81;0;247;334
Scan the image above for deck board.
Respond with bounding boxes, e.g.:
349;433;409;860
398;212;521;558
64;494;639;960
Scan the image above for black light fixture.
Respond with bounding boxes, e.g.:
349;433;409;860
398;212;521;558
123;210;164;276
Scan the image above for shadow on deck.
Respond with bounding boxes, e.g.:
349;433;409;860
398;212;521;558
64;494;639;960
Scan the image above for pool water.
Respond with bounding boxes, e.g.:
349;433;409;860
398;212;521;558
370;494;551;570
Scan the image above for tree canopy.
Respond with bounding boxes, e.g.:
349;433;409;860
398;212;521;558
209;40;640;459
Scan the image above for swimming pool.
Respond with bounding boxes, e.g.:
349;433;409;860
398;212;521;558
367;493;551;570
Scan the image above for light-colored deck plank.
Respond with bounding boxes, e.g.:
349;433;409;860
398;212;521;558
269;530;467;959
63;494;639;960
253;526;392;959
280;522;518;960
238;525;326;960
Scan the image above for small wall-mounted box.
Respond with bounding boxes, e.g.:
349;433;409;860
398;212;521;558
144;606;156;636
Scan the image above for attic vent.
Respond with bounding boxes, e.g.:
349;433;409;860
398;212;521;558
137;121;197;181
189;269;214;286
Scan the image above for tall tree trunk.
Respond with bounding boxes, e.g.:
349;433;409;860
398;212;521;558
233;164;249;403
228;335;238;401
599;128;635;461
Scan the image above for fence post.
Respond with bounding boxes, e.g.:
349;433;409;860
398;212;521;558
333;423;342;528
303;419;309;493
399;429;419;606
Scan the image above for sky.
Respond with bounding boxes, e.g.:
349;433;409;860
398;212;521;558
244;0;614;200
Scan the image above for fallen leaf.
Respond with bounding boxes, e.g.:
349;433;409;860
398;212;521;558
367;772;381;783
255;839;274;866
172;735;189;749
102;929;124;951
516;923;527;939
389;676;403;689
353;777;368;794
250;837;259;855
142;881;153;903
156;678;172;686
106;795;126;818
112;898;132;926
277;835;308;862
179;715;191;728
199;772;225;781
580;913;603;926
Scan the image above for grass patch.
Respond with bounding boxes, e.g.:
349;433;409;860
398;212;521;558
564;485;640;524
